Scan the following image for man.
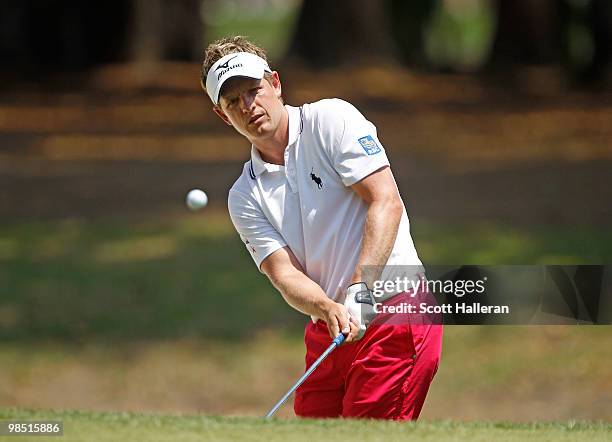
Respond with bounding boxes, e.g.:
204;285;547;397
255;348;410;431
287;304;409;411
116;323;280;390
201;36;442;420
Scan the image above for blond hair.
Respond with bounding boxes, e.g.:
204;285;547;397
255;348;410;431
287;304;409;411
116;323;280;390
200;36;270;92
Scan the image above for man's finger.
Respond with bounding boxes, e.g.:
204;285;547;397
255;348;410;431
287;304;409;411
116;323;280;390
339;310;351;335
342;318;361;343
346;320;361;342
329;318;340;339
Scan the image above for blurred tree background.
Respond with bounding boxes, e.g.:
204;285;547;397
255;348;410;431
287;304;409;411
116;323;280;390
0;0;610;83
0;0;611;420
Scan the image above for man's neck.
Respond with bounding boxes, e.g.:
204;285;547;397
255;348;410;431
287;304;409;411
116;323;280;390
252;106;289;166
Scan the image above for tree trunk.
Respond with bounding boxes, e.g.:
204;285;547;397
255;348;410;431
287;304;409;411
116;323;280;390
162;0;204;61
387;0;436;67
487;0;565;68
130;0;164;63
0;0;131;73
582;0;612;83
288;0;397;67
130;0;203;63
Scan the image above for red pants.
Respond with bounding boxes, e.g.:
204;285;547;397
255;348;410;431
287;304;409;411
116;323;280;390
294;292;443;420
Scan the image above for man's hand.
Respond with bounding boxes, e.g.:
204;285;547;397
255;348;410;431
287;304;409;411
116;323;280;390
319;299;361;344
261;247;359;343
344;283;377;340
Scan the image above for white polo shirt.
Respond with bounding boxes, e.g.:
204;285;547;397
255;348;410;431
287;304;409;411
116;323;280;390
228;99;422;302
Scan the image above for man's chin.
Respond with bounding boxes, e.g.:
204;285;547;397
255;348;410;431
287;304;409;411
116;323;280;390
250;123;272;137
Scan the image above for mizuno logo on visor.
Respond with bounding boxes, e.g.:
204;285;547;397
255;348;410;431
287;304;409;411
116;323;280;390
215;55;238;71
217;63;243;80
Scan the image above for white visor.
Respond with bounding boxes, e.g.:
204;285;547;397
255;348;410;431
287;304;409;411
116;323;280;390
206;52;272;105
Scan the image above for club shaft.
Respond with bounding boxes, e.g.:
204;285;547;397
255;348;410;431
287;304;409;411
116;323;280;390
265;334;344;418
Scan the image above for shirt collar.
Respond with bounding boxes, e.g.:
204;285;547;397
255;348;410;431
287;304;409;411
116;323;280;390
249;105;302;177
250;146;273;176
286;104;301;147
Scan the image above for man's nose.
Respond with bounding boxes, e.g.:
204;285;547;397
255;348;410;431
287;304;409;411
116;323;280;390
239;93;255;112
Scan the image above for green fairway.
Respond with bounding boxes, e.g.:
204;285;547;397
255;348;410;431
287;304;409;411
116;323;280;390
1;211;611;418
1;213;611;342
0;409;610;442
0;327;609;420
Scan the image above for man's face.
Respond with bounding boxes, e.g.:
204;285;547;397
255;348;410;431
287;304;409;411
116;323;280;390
213;72;284;141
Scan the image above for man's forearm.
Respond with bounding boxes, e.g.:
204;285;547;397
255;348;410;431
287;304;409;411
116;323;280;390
261;246;359;341
269;268;334;318
351;198;402;287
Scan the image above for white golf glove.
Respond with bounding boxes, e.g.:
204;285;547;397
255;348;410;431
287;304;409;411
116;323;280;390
344;282;377;340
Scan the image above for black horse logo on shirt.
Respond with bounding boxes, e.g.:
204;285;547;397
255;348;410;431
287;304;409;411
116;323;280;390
310;168;323;189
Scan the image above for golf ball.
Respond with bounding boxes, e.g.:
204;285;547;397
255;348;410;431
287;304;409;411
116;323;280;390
186;189;208;211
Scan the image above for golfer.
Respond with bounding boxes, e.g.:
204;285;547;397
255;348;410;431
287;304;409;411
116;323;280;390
201;36;442;420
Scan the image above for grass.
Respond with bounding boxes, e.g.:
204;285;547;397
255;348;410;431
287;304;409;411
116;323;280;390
1;213;611;341
0;327;610;419
1;216;610;420
413;222;612;264
0;213;300;341
0;409;610;442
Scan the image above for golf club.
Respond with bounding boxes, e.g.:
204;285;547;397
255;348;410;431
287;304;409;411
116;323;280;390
265;333;345;418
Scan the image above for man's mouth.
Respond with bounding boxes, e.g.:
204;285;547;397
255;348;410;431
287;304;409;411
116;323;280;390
249;114;264;124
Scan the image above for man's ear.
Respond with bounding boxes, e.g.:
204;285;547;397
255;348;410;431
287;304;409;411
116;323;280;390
213;105;233;126
270;71;282;99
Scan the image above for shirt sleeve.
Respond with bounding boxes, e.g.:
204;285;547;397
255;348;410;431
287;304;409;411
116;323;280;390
228;189;287;272
317;99;390;187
